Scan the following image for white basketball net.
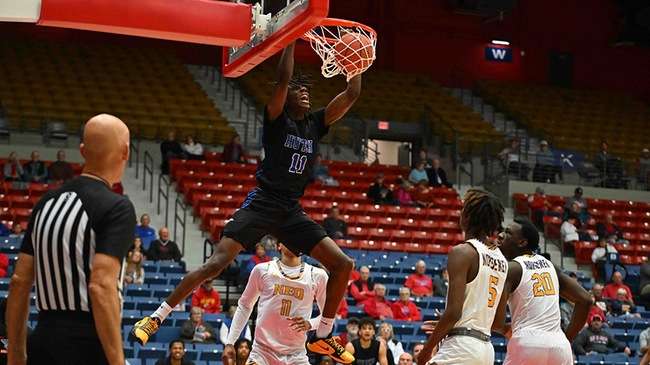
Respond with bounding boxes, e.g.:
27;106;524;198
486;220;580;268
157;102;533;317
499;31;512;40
304;24;377;81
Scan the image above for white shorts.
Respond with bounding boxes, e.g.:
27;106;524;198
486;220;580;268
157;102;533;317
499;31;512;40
426;335;494;365
247;344;310;365
504;331;573;365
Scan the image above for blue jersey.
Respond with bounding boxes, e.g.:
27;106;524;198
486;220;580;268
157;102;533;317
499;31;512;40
256;108;328;199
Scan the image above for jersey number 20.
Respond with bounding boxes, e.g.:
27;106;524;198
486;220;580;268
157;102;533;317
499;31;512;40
289;153;308;174
532;272;556;297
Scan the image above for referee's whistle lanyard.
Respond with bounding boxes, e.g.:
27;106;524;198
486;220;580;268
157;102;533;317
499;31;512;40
81;172;111;188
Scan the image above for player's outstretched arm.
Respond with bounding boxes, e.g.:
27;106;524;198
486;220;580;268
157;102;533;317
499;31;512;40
267;42;295;120
491;261;521;339
6;254;34;365
417;244;475;365
555;266;592;341
324;74;362;125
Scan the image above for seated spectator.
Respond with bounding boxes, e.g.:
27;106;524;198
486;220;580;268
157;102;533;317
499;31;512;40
350;266;375;305
23;151;47;183
404;260;433;297
345;318;389;365
48;150;74;183
155;339;195;365
220;306;252;345
565;200;589;226
182;135;204;160
411;181;433;208
398;352;414;365
312;154;338;186
379;322;405;364
603;271;633;303
191;279;222;314
391;287;421;322
161;130;185;174
412;342;437;364
0;252;8;277
8;222;24;239
532;140;557;183
408;161;428;185
367;173;395;205
640;324;650;356
148;227;183;262
323;206;348;239
561;216;582;247
416;149;433;169
564;187;588;218
610;288;639;318
597;214;627;243
638;148;650;189
427;157;451;188
432;267;449;297
3;152;23;181
395;180;416;206
129;237;146;257
222;135;245;163
363;284;394;320
123;250;145;286
0;222;10;237
594;140;626;188
226;338;253;365
135;214;157;250
640;261;650;306
498;138;529;180
181;307;217;343
336;317;359;346
560;296;574;331
240;243;271;284
592;237;618;281
591;284;609;314
528;187;550;230
573;314;630;356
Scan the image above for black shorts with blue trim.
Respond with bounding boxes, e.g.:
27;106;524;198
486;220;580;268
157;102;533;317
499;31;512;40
222;187;328;255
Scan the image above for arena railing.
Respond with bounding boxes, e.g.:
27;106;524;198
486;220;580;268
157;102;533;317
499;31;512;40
142;150;155;203
157;174;171;228
128;138;141;179
173;195;187;255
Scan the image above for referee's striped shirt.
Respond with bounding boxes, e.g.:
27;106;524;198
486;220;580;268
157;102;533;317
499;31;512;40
20;176;136;313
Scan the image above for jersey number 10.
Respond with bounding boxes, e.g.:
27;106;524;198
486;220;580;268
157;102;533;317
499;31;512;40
289;153;308;175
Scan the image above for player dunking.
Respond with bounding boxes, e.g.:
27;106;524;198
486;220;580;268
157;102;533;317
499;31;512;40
418;189;507;365
130;42;360;364
224;243;328;365
492;219;591;365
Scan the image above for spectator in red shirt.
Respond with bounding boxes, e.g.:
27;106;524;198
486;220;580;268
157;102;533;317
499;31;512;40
528;187;551;230
603;271;634;304
404;260;433;297
392;287;421;321
0;252;8;277
348;269;361;286
349;266;375;305
337;297;349;319
363;284;394;320
191;279;222;314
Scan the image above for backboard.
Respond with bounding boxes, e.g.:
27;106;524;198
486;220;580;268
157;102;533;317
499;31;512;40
222;0;329;78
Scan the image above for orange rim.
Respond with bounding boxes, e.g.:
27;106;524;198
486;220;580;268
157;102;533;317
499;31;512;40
301;17;377;44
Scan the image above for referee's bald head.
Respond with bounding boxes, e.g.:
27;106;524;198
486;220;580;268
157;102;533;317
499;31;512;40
80;114;130;185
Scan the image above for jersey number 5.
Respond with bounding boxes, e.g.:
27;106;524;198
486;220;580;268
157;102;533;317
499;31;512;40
289;153;308;174
532;272;556;297
488;275;499;308
280;299;292;316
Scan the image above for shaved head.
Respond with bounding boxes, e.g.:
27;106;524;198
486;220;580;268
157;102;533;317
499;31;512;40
80;114;130;185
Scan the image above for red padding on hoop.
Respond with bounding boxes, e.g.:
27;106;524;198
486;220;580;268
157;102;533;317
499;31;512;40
38;0;252;47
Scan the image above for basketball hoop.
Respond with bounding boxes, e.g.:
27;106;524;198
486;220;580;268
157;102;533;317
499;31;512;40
302;18;377;81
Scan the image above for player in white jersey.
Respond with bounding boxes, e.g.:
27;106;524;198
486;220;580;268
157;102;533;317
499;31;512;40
224;243;331;365
492;219;592;365
418;189;508;365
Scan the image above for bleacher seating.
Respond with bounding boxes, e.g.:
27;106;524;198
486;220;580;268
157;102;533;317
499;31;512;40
479;80;650;161
512;192;650;266
169;155;464;250
239;62;502;147
0;39;235;144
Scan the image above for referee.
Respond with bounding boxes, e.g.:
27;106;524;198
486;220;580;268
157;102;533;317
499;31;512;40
6;114;136;365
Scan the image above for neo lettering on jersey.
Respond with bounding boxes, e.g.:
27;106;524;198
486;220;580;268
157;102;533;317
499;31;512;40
273;284;305;300
524;259;552;271
284;134;314;154
482;253;507;273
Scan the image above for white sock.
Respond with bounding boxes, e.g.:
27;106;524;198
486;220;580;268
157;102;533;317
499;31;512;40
316;317;335;338
151;302;173;323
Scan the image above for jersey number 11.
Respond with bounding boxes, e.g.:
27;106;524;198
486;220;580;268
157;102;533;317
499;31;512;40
289;153;308;174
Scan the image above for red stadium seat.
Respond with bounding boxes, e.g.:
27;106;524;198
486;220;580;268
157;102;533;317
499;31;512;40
432;232;454;245
619;255;634;265
426;208;447;220
404;243;426;253
397;218;419;230
0;208;12;221
348;227;369;240
381;241;403;251
439;221;460;233
384;205;408;219
426;244;450;254
404;207;427;219
337;239;359;249
512;193;529;216
376;217;398;229
390;229;411;242
614;243;636;256
418;219;439;232
352;215;376;228
574;241;596;264
412;230;432;244
358;240;381;251
367;228;389;241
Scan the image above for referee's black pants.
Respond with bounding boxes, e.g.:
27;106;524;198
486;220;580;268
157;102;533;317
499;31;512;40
27;312;108;365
